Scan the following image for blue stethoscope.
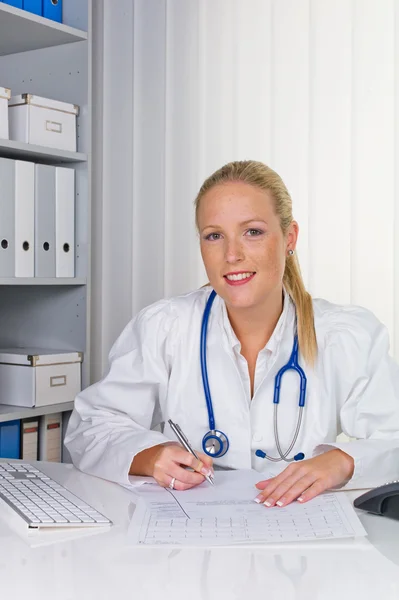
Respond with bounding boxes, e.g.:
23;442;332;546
201;290;306;462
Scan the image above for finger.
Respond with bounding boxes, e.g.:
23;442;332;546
255;477;275;490
254;464;301;499
158;447;213;478
173;478;199;491
254;468;310;506
255;462;302;492
166;462;207;486
176;450;213;478
195;451;214;471
297;480;327;504
156;474;194;491
153;452;210;486
263;473;317;507
153;460;206;487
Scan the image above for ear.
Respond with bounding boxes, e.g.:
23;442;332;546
286;221;299;254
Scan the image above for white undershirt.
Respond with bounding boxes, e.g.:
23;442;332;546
220;291;292;401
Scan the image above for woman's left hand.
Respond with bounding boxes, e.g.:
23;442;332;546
254;449;354;507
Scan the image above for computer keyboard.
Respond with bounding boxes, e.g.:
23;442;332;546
0;461;112;530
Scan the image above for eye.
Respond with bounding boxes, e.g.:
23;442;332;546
204;232;222;241
246;228;263;237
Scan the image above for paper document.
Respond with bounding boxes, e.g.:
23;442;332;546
128;469;367;546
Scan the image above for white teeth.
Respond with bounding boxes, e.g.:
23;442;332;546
226;272;254;281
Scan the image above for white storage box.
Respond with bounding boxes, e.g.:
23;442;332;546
0;86;11;140
8;94;79;152
0;349;82;408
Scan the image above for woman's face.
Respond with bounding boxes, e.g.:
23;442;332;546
197;181;298;311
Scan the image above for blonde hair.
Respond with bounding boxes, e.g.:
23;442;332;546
194;160;317;366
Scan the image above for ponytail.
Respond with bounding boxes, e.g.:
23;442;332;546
283;254;317;366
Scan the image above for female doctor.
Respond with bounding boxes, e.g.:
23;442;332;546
65;160;399;508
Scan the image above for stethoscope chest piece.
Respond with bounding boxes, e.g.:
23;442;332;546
202;430;229;457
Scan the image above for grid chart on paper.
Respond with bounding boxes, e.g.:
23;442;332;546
140;495;356;545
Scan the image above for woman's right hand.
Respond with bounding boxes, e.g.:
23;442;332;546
130;442;214;491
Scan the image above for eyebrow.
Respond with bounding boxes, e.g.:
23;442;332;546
201;219;268;232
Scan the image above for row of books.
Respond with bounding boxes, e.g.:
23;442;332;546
0;412;63;462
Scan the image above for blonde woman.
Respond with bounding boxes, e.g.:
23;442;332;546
65;161;399;508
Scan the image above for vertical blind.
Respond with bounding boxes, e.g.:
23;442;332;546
92;0;399;378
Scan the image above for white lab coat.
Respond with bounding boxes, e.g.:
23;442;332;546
65;287;399;489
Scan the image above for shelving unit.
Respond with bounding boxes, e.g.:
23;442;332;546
0;401;74;424
0;1;92;459
0;1;87;55
0;277;86;286
0;138;87;163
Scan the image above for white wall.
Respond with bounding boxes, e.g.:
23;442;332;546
91;0;399;380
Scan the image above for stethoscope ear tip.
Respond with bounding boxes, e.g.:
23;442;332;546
256;449;305;461
294;453;305;461
255;449;267;459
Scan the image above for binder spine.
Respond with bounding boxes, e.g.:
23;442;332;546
0;420;21;459
39;413;62;462
22;0;42;15
1;0;23;8
0;158;15;277
20;418;39;461
35;164;56;277
55;167;75;277
42;0;62;22
15;160;35;277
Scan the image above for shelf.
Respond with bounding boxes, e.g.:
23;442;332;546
0;139;87;164
0;401;74;423
0;278;86;286
0;3;87;56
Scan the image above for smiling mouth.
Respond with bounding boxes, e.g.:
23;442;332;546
223;272;256;285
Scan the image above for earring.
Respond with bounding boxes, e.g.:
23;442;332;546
288;249;294;256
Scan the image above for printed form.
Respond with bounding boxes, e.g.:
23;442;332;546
128;470;367;546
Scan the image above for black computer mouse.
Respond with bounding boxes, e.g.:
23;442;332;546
354;481;399;521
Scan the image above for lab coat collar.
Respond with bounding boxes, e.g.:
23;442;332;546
220;288;294;356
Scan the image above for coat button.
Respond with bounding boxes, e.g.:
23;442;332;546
252;433;263;443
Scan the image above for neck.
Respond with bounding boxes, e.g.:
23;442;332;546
226;287;284;350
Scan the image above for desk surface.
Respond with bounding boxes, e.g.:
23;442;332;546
1;461;398;600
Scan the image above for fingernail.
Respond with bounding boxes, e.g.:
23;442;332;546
201;467;213;477
254;494;263;504
297;496;304;503
276;499;286;507
264;499;273;507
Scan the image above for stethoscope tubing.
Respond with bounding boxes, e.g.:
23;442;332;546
200;289;217;431
200;289;306;462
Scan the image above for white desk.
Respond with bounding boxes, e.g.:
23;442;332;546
1;461;398;600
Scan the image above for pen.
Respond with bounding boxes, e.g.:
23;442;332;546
168;419;215;485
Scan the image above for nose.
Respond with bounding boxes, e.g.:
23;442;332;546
224;237;244;264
